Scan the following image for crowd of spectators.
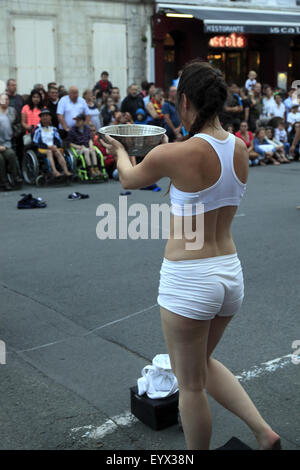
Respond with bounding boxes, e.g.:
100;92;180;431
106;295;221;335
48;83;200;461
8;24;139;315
1;68;300;190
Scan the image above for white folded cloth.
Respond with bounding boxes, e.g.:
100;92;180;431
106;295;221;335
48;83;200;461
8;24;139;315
137;354;178;399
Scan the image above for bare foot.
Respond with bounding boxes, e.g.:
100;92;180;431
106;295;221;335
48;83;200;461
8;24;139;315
53;171;62;177
259;161;267;166
254;426;282;450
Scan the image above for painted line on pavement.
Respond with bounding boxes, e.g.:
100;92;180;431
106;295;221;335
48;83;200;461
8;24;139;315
70;352;299;441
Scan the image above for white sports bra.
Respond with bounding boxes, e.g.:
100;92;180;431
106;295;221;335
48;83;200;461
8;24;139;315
170;132;247;215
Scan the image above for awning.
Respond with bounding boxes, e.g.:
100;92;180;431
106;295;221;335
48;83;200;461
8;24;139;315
156;3;300;34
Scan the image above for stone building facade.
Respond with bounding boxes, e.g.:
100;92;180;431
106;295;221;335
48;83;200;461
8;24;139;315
0;0;154;97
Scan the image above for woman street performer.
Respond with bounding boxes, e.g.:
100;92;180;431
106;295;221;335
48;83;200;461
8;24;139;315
100;60;281;451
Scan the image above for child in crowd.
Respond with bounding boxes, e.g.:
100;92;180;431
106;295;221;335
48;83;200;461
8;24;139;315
287;104;300;132
33;108;72;177
274;120;290;156
245;70;257;92
134;108;148;125
265;127;290;163
66;113;101;178
89;124;115;178
224;123;234;134
253;127;280;166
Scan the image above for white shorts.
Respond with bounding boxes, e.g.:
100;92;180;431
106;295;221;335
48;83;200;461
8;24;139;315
157;253;244;321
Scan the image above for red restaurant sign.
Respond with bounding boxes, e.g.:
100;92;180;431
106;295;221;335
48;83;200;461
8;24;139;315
209;33;247;48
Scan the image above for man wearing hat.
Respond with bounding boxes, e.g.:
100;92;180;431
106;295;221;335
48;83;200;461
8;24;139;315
66;113;101;178
33;108;72;177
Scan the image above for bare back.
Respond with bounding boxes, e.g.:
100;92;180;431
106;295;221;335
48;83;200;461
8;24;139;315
163;131;249;261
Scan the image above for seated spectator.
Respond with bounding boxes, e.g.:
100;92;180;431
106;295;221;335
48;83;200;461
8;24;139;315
146;88;165;127
224;123;234;134
284;87;297;114
0;93;23;190
90;123;115;178
101;96;116;126
235;121;259;166
121;84;145;121
83;89;101;130
134;108;148;125
162;85;182;142
254;127;279;165
220;82;243;132
245;70;257;92
93;71;113;100
21;89;43;134
274;120;290;156
33;108;72;177
265;127;289;163
111;87;122;110
287;104;300;132
114;110;133;125
47;86;59;128
66;113;101;178
289;122;300;161
270;93;286;120
57;86;91;138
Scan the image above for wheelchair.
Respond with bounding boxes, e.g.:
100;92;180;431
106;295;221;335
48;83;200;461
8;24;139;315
22;144;76;186
66;145;109;183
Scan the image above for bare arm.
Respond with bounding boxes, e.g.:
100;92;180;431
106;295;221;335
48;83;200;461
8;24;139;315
21;113;31;131
147;101;160;119
57;114;69;132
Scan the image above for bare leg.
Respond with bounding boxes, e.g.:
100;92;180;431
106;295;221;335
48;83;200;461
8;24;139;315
54;149;72;176
89;149;98;166
206;315;281;450
160;307;212;450
206;358;281;449
46;150;61;177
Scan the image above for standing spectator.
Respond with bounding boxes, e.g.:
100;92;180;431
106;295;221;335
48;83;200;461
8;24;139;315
33;108;72;177
92;71;113;100
162;85;181;142
100;96;115;126
235;120;259;166
58;85;67;99
83;89;101;130
269;93;286;120
57;86;91;138
47;82;57;91
111;87;122;109
248;82;263;132
121;84;145;121
245;70;257;92
33;83;48;105
240;87;251;124
172;69;182;88
260;85;275;125
140;81;149;99
6;79;24;114
220;82;243;132
21;89;43;133
66;113;101;178
0;93;23;190
47;86;59;128
253;127;280;165
143;82;155;107
146;88;165;127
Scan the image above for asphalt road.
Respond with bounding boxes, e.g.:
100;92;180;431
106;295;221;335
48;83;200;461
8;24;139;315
0;161;300;450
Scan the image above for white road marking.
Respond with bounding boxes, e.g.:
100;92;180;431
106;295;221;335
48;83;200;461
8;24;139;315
70;352;299;441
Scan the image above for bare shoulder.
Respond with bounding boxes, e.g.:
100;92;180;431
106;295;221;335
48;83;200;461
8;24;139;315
234;134;249;157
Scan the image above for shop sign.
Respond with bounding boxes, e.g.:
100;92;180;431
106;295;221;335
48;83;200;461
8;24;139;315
205;24;300;34
209;33;246;48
